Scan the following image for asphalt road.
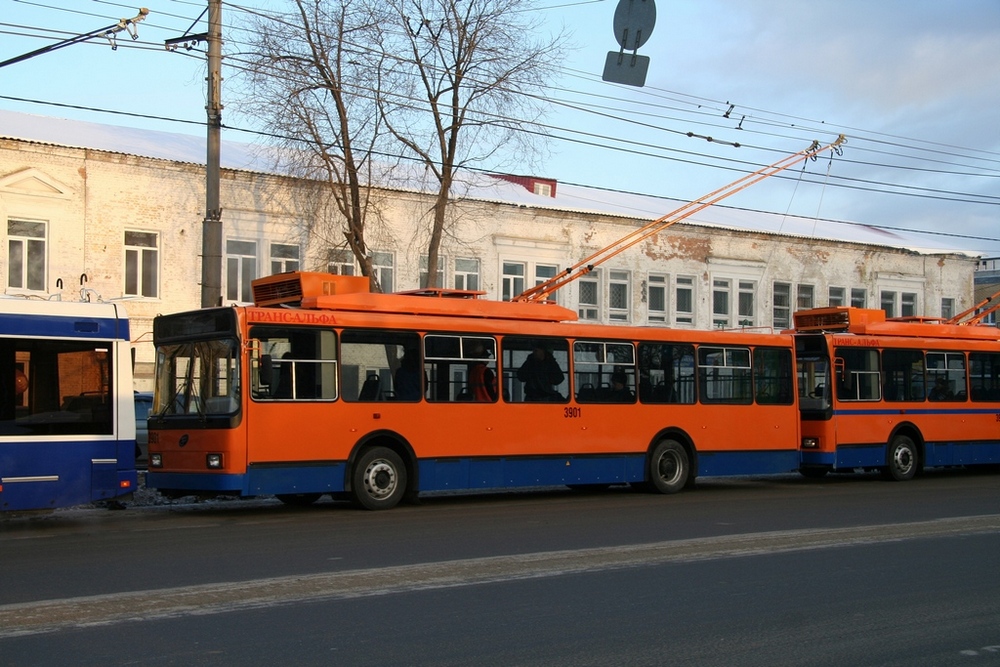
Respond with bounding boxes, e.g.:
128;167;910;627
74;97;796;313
2;469;1000;666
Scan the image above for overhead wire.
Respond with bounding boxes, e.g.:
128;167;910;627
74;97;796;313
3;0;998;227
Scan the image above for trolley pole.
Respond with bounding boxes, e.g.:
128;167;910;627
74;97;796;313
201;0;223;308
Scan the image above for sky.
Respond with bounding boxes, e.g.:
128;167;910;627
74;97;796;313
0;0;998;254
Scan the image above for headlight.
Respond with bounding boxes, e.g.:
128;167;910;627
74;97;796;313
206;453;223;469
150;453;163;468
801;437;819;449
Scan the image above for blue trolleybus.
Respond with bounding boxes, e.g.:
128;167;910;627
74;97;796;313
0;298;137;511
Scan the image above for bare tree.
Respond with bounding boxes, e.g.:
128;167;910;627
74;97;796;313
237;0;390;288
373;0;566;286
236;0;566;289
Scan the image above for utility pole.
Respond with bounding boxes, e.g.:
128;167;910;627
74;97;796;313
201;0;224;307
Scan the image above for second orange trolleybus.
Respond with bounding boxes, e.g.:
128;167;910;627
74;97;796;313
794;305;1000;479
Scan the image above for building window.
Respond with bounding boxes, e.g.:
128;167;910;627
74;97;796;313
7;219;46;292
675;275;694;325
712;278;731;328
454;257;479;290
327;248;355;276
901;292;917;317
941;297;955;320
502;261;525;301
647;274;667;323
124;231;159;298
851;288;867;308
372;251;394;292
738;280;755;327
270;243;299;275
797;284;814;310
773;282;791;330
420;255;446;288
578;270;600;321
829;286;846;307
226;239;257;303
609;270;630;322
533;182;551;197
881;290;897;318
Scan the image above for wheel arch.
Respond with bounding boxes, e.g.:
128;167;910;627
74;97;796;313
647;427;698;484
344;430;418;494
888;421;925;473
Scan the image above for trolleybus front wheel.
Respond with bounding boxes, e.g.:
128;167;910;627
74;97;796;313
649;439;689;494
352;446;407;510
882;434;918;482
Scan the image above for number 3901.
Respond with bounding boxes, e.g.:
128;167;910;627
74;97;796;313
564;407;582;418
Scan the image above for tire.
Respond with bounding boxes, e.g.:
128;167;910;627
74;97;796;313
276;493;322;506
648;439;690;494
882;434;918;481
351;446;407;510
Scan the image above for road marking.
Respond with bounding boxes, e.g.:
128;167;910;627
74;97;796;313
1;514;999;638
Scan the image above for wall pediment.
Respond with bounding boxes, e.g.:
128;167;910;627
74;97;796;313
0;168;73;199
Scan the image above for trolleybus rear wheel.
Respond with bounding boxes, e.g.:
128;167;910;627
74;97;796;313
352;446;407;510
649;439;689;494
883;434;918;481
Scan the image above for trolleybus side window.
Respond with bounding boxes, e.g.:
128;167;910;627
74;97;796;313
251;326;337;401
926;351;967;401
698;346;752;404
424;335;497;402
753;346;794;405
0;339;113;436
637;342;695;404
969;352;1000;402
502;336;569;403
573;341;636;403
341;330;422;402
882;349;925;402
835;348;881;401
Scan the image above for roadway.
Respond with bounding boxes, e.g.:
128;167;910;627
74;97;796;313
2;469;1000;665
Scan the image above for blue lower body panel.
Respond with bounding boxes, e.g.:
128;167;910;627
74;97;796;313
925;441;1000;467
145;471;248;495
146;450;817;499
0;439;136;511
801;440;1000;472
697;450;800;477
419;454;646;491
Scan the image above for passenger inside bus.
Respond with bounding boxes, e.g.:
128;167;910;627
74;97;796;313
467;341;498;402
928;376;954;401
606;370;635;402
517;345;565;402
394;349;424;400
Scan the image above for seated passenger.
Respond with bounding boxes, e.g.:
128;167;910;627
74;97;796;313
517;346;565;402
394;349;424;400
606;370;634;402
928;377;953;401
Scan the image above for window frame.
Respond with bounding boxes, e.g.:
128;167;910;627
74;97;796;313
124;229;160;299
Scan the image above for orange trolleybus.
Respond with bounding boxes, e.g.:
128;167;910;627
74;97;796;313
793;305;1000;480
144;271;801;509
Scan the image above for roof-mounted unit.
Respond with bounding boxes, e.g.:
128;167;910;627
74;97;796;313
251;272;370;307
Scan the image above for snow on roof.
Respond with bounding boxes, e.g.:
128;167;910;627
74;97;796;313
0;109;977;257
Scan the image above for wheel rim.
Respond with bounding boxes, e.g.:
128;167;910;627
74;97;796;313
892;443;914;476
363;458;397;500
657;449;683;486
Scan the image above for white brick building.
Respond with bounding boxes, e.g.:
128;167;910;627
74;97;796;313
0;111;980;388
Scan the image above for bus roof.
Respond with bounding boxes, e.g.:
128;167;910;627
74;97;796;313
794;306;1000;341
252;271;578;323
